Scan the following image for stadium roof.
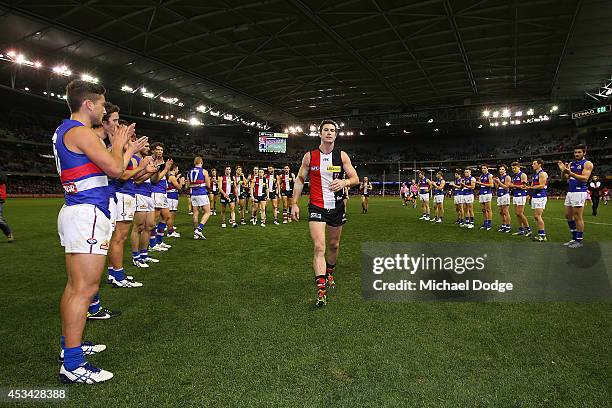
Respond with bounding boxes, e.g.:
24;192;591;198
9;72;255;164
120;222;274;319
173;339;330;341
0;0;610;126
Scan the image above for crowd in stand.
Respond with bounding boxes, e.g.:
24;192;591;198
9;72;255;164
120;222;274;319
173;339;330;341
0;110;609;195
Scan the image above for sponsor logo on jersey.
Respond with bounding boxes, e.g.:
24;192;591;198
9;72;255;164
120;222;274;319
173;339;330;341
327;165;341;173
310;166;320;171
87;238;98;245
63;182;78;194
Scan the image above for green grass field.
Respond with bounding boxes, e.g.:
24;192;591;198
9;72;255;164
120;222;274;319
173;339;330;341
0;197;610;407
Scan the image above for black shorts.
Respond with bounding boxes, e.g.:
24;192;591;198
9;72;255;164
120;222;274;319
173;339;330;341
281;190;293;197
220;194;236;204
269;191;278;200
210;190;218;196
361;193;369;198
239;191;249;200
308;203;346;227
254;195;267;203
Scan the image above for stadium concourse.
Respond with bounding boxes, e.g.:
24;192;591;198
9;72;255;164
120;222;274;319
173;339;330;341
0;0;611;406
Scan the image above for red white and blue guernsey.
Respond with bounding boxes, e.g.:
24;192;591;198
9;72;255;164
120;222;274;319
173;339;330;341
53;119;113;255
511;172;527;197
188;166;210;207
568;159;588;193
52;120;110;218
308;148;345;210
531;170;547;198
418;178;430;194
166;177;179;201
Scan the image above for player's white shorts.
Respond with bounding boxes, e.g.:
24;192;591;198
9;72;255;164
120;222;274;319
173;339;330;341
531;197;547;209
454;195;464;205
135;194;155;212
152;192;169;209
564;191;587;207
419;193;430;202
108;197;117;232
168;198;179;211
433;194;444;204
496;194;510;206
191;194;210;207
479;193;492;203
58;204;112;255
463;194;474;204
512;196;527;206
116;192;136;222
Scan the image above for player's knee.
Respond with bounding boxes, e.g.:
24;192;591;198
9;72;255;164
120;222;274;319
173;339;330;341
328;240;340;252
313;242;325;255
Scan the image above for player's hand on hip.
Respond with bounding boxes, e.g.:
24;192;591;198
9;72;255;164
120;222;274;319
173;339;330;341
291;204;300;221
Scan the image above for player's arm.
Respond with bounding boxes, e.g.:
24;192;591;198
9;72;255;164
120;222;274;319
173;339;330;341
169;174;181;189
291;152;311;220
232;178;238;197
568;161;593;182
468;178;476;189
69;126;128;178
328;151;358;192
276;175;281;195
157;159;172;179
204;169;211;190
439;180;446;189
483;174;493;187
520;173;528;187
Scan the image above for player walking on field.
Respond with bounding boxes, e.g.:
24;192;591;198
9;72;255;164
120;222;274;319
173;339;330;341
291;120;359;307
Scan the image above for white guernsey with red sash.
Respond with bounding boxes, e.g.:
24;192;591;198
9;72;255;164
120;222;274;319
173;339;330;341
308;148;345;210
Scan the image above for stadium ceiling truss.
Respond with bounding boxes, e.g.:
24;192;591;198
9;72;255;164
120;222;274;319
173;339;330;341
0;0;610;126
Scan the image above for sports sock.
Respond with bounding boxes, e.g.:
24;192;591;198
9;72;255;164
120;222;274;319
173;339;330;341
139;249;148;261
538;229;545;236
575;231;583;241
61;336;85;371
197;223;204;231
156;222;166;244
112;268;126;281
315;275;326;293
326;262;335;277
149;233;157;248
88;292;100;315
132;251;140;261
568;220;577;231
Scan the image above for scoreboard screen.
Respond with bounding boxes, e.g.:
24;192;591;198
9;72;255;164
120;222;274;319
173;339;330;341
258;132;288;153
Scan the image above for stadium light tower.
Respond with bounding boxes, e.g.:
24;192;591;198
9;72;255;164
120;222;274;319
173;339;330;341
482;110;490;117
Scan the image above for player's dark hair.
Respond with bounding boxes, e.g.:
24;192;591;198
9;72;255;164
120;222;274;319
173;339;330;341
481;163;488;168
511;161;520;167
150;142;165;151
533;158;544;166
574;144;586;152
102;102;119;122
118;119;129;126
499;164;507;171
318;119;339;133
66;80;106;113
454;168;462;174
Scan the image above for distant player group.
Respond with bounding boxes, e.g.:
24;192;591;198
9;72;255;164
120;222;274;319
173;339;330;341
187;163;297;235
52;79;357;384
396;146;593;248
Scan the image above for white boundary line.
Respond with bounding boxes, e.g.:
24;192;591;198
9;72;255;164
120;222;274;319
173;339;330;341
551;217;612;226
